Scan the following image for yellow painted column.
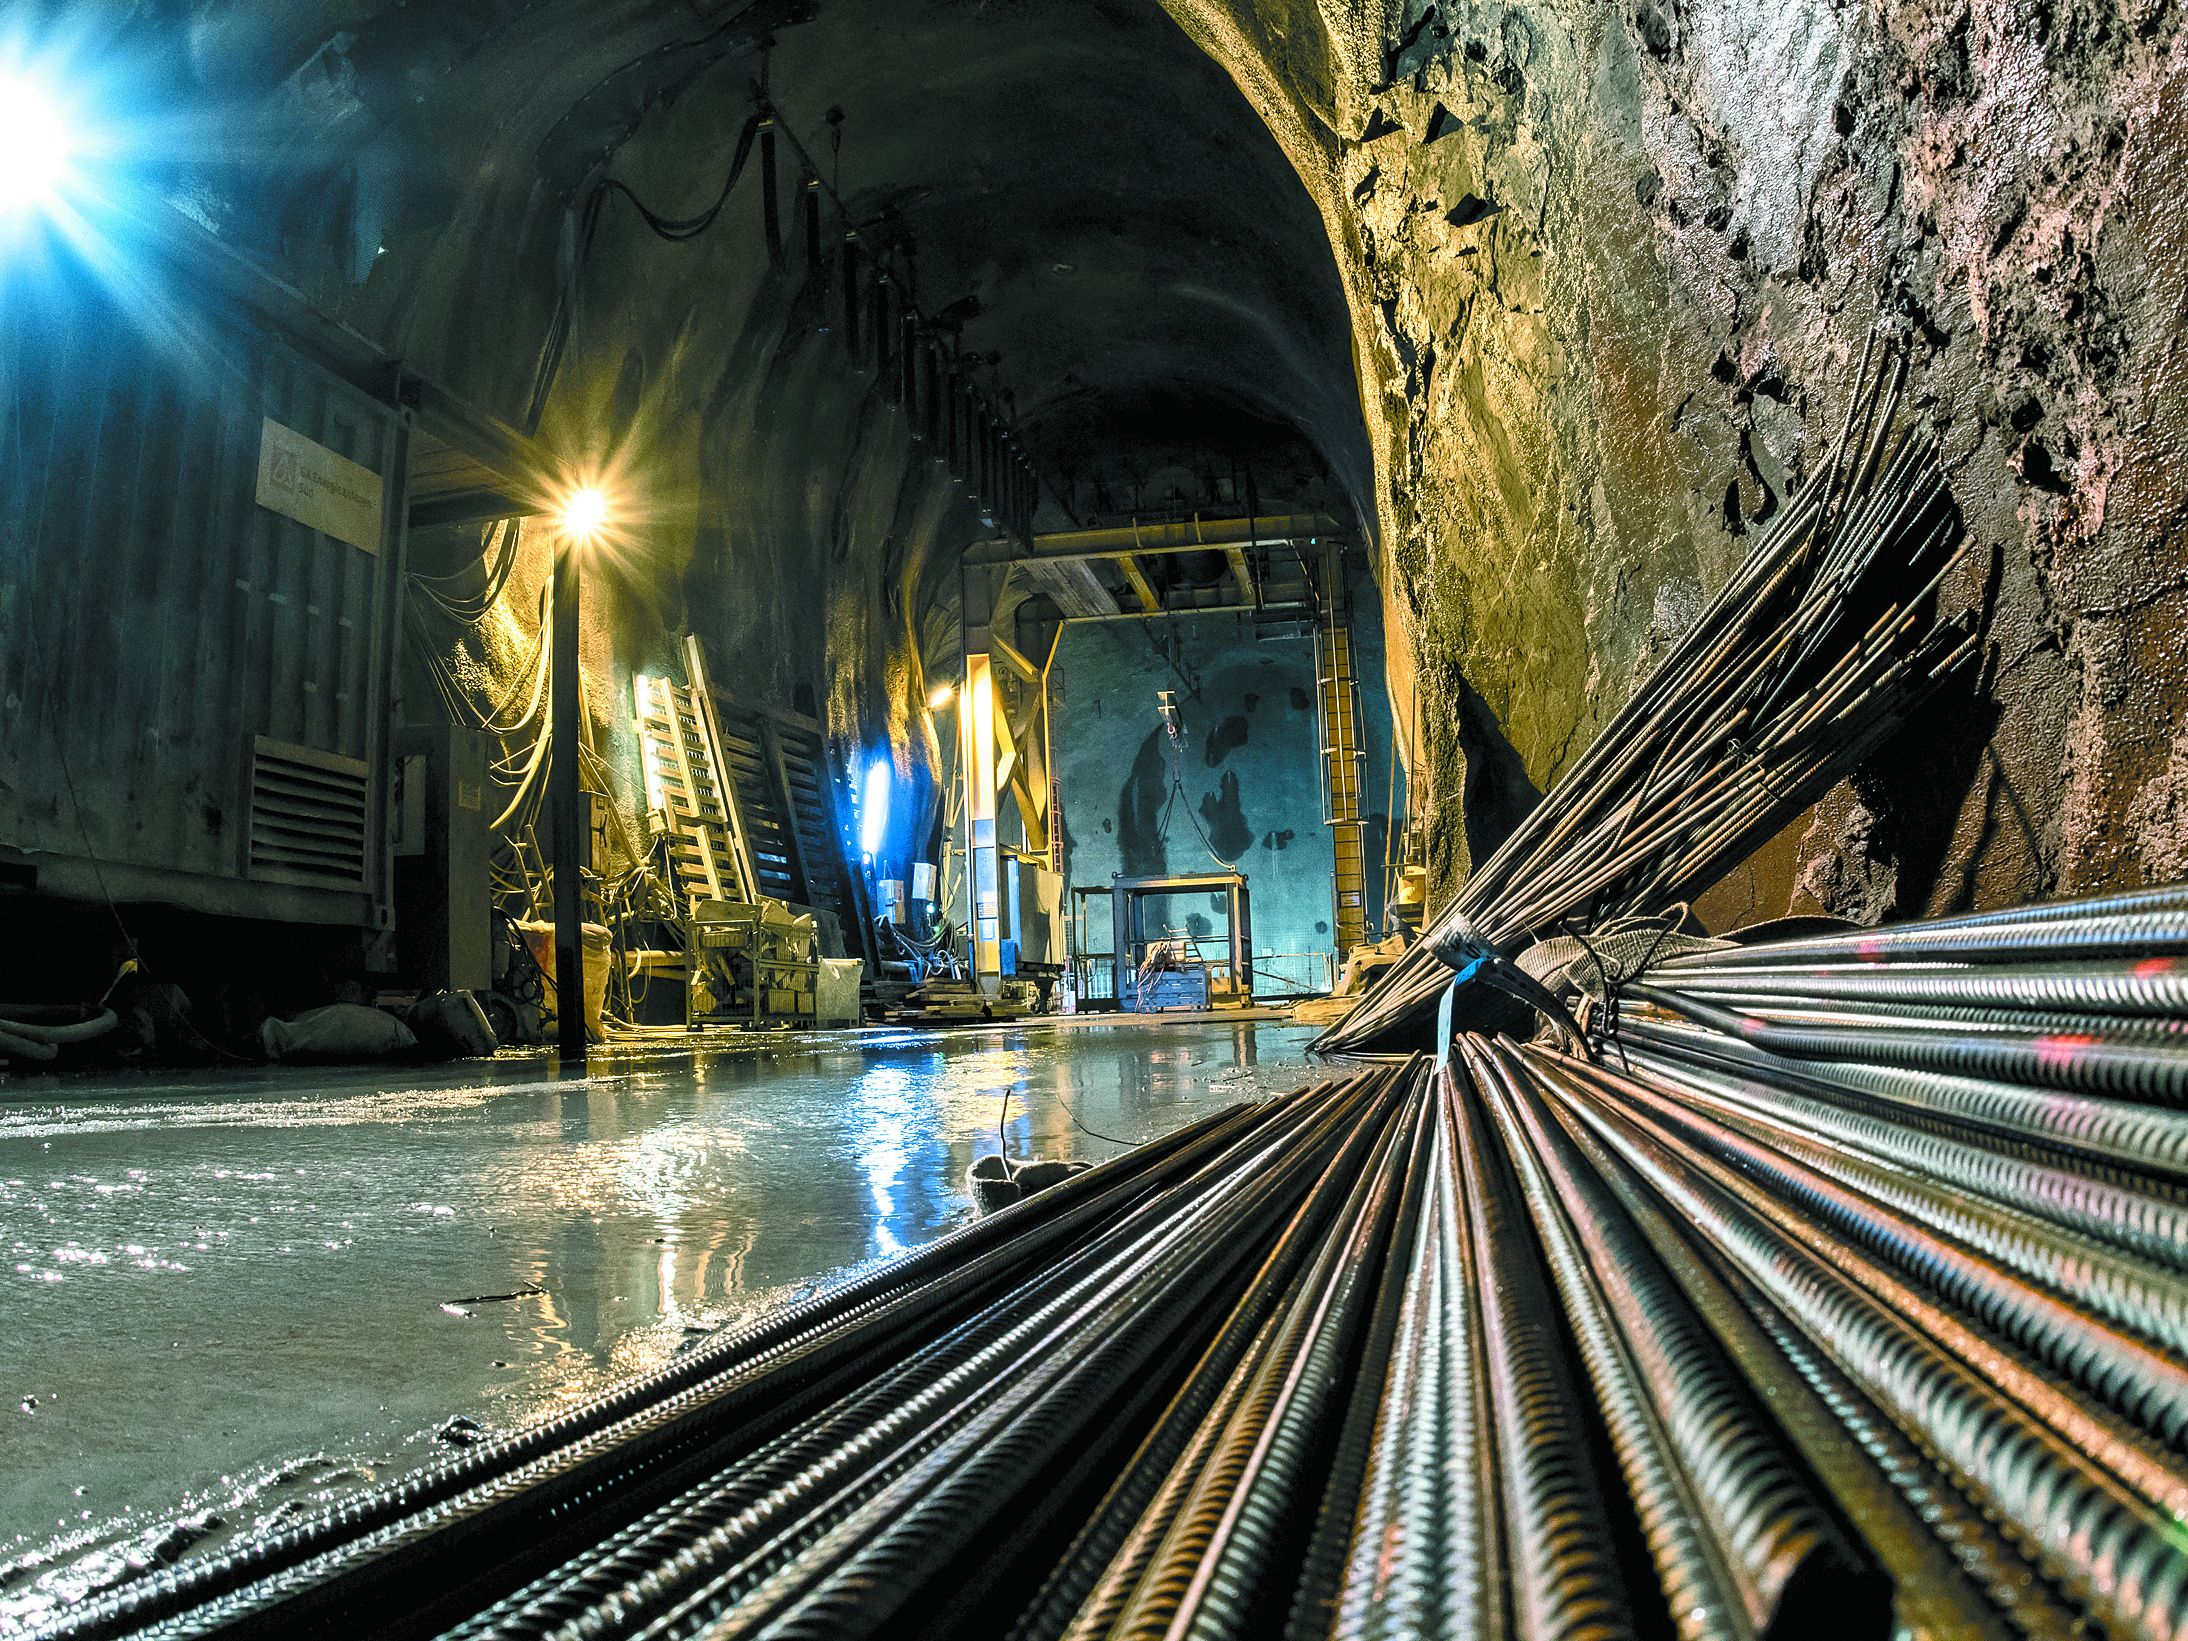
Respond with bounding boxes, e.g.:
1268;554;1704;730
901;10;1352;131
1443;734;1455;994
964;651;1001;988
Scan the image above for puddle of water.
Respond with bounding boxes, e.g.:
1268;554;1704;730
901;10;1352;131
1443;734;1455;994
0;1020;1318;1632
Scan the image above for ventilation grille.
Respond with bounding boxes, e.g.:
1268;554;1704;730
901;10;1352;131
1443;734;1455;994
248;736;370;890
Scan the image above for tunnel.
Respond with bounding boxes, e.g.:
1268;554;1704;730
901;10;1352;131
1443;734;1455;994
5;1;2188;1636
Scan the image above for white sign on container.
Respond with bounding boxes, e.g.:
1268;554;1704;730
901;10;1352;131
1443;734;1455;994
255;417;385;552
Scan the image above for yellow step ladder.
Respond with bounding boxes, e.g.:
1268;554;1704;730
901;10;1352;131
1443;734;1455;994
634;636;759;911
1315;581;1369;958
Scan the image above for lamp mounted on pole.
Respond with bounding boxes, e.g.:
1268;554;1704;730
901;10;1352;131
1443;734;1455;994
551;483;608;1061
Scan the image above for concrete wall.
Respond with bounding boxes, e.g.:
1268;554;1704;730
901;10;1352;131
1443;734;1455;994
1052;605;1374;995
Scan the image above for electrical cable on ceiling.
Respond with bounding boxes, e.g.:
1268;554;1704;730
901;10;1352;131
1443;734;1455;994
747;98;1069;529
504;46;1063;531
412;516;525;627
593;111;764;243
522;108;764;434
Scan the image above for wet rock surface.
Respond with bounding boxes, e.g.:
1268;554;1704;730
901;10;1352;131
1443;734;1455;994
1164;0;2188;917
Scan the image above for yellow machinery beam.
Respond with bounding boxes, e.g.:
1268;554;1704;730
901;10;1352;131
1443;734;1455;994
1119;553;1160;614
991;631;1041;683
1314;545;1369;958
1224;546;1257;605
964;511;1341;566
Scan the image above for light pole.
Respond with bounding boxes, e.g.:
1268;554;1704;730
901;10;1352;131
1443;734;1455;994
551;486;607;1061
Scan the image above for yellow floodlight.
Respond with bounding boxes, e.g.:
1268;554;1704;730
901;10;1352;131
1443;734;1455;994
559;485;609;541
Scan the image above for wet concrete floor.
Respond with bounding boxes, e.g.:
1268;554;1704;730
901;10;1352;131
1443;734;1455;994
0;1018;1319;1627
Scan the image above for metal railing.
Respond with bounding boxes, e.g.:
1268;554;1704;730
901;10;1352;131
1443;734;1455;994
1248;950;1336;996
1069;947;1334;1006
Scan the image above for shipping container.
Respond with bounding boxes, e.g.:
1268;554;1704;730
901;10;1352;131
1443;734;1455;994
0;234;406;928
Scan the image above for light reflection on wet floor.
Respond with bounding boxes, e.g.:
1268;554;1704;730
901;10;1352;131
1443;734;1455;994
0;1019;1318;1614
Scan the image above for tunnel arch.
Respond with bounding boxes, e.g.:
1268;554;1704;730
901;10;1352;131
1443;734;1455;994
100;1;1373;758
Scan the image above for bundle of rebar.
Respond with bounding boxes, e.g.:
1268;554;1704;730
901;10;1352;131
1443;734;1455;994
35;887;2188;1641
1318;339;1974;1053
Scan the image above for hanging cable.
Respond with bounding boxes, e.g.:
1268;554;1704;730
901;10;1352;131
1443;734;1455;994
592;110;765;243
759;115;782;264
802;177;823;279
841;232;862;358
1152;690;1239;874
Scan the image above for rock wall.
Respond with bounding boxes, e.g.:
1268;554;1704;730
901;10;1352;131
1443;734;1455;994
1164;0;2188;920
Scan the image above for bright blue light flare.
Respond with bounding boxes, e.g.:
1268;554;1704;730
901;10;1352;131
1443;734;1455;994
0;75;73;211
859;760;892;858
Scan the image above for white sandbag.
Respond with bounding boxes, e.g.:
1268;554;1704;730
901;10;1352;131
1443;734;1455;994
259;1003;417;1061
